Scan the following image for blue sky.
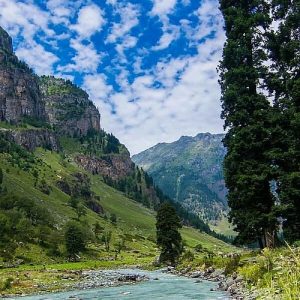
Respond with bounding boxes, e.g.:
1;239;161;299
0;0;225;154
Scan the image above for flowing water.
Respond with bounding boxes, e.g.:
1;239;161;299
8;269;229;300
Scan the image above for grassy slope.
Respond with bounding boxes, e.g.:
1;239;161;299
0;148;236;266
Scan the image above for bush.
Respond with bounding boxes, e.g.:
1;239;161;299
224;256;240;275
1;277;14;291
110;213;117;224
38;179;51;195
181;250;195;262
239;264;265;284
194;243;203;252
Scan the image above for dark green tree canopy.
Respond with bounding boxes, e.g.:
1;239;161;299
156;202;183;265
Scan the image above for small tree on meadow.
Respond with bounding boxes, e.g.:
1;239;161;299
65;221;86;260
76;203;87;220
156;202;183;265
102;230;112;252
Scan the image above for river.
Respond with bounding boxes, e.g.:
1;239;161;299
7;269;229;300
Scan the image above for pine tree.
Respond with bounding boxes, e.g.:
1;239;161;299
65;221;86;259
219;0;277;247
156;202;182;265
266;0;300;241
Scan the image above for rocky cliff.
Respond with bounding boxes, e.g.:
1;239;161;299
0;128;59;151
40;76;100;137
0;26;46;123
75;152;134;181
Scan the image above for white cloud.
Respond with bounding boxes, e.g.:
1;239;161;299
0;0;59;75
151;0;177;16
152;24;180;50
87;1;226;154
150;0;180;51
57;38;101;73
16;43;58;75
106;3;140;43
83;74;113;102
87;51;224;155
71;4;105;39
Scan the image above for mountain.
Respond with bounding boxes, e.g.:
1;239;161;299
0;26;233;265
132;133;228;224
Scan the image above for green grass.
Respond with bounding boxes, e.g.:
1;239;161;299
0;147;240;296
237;246;300;299
0;148;236;267
209;215;237;237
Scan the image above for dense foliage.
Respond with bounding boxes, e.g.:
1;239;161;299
265;0;300;242
65;221;88;259
156;202;183;265
0;191;56;261
39;76;88;98
219;0;300;246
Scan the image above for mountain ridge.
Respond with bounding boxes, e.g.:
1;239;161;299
132;132;228;225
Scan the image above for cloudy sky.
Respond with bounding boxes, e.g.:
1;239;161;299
0;0;225;155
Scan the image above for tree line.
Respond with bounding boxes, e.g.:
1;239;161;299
219;0;299;247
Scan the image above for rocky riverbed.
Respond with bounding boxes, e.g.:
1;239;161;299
4;269;229;299
1;269;149;298
167;266;258;300
74;269;149;290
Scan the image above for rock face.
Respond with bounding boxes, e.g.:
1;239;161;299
75;153;134;181
1;128;59;151
0;26;46;123
132;133;227;222
0;26;102;152
39;76;100;137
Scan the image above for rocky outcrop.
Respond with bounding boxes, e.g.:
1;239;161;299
0;27;100;137
75;153;134;180
0;26;46;123
1;128;59;151
39;76;100;137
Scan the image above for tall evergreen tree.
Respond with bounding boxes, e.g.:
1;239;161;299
156;202;182;265
266;0;300;241
219;0;277;247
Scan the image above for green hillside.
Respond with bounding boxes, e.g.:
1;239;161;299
0;146;235;266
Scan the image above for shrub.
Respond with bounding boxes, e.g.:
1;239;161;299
181;250;195;262
224;256;240;275
1;277;13;290
110;213;117;224
239;264;265;284
194;243;203;252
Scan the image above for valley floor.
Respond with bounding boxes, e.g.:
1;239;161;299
1;246;299;299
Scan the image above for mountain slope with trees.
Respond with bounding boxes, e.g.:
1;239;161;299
132;133;228;225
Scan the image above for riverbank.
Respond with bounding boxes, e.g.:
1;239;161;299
0;268;149;298
3;269;230;300
168;265;256;300
174;246;300;300
0;257;155;298
1;246;299;299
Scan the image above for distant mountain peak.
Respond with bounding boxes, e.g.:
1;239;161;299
132;132;228;223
